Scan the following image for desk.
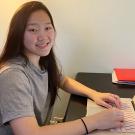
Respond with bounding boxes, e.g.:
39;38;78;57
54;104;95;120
64;72;135;122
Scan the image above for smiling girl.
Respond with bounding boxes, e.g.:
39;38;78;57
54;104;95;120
0;1;124;135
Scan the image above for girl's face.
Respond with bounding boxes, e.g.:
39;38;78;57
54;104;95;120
24;10;55;59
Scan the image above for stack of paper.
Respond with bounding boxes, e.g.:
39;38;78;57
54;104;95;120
112;68;135;85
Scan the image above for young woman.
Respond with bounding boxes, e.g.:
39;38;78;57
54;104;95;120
0;1;124;135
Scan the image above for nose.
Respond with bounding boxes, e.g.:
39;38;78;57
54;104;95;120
37;30;48;41
37;35;45;41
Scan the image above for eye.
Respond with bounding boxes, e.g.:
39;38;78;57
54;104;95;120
45;26;53;31
27;28;38;33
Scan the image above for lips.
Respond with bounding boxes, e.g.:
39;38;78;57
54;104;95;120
36;42;49;49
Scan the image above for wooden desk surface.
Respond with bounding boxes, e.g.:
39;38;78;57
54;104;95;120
64;72;135;122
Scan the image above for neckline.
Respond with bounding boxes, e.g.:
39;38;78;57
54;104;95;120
27;60;46;74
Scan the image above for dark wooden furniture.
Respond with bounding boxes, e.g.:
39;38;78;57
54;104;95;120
64;72;135;121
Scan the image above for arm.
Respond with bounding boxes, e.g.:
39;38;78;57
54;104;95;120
60;76;97;98
10;76;124;135
60;76;121;108
10;108;124;135
10;116;86;135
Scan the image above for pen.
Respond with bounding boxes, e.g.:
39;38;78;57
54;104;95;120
131;100;135;111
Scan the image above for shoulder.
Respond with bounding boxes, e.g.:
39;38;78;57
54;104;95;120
0;60;31;88
0;68;30;90
0;62;32;99
0;65;27;79
0;56;28;78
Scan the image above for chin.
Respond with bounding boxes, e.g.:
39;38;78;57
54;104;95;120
39;51;51;57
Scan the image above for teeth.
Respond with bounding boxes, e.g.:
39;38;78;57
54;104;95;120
36;42;49;46
36;43;49;49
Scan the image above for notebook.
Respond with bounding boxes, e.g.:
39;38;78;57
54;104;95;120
112;68;135;85
114;68;135;82
86;98;135;135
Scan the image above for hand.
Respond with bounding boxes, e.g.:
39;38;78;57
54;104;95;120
90;91;121;108
84;108;124;132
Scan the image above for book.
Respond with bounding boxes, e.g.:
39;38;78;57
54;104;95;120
112;68;135;85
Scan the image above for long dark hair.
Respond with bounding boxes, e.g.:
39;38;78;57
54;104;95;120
0;1;61;105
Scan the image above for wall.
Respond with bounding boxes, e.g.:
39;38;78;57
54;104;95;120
45;0;135;76
1;0;135;76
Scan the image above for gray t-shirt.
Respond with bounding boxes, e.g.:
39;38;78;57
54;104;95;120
0;56;52;135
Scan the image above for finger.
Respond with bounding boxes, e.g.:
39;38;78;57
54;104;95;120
117;115;124;122
113;109;124;121
104;96;117;105
105;95;121;108
115;121;124;128
113;99;121;108
111;94;120;99
110;94;121;105
99;100;113;108
112;95;121;108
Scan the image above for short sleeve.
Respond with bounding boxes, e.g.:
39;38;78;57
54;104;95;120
0;68;35;124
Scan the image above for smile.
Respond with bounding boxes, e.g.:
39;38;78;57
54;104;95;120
36;43;49;49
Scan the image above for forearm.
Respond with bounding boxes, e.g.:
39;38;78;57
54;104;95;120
39;119;91;135
61;76;98;99
11;117;96;135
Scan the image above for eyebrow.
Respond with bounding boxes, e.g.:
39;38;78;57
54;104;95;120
27;22;52;26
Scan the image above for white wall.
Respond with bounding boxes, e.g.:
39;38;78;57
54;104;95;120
1;0;135;77
46;0;135;76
